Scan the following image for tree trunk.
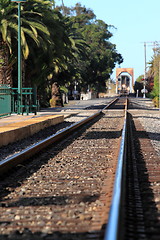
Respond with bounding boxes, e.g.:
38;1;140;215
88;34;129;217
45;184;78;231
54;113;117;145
0;40;13;86
50;82;63;107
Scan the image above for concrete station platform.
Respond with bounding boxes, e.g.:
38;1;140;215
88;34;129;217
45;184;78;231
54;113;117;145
0;114;64;147
0;97;120;147
0;99;95;148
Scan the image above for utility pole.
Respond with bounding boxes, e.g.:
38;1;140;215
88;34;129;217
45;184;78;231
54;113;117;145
143;42;147;98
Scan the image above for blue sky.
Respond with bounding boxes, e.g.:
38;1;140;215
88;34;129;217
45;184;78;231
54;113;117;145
56;0;160;81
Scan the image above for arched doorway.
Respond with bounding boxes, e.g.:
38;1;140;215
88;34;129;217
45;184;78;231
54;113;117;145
116;68;134;94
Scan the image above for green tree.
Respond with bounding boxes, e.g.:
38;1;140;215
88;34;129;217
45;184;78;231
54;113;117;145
0;0;17;85
56;3;123;93
136;75;144;82
147;50;160;106
0;0;50;86
22;2;79;106
134;80;143;96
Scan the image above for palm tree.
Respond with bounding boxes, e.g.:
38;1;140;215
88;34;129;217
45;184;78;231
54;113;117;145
0;0;50;86
0;0;17;85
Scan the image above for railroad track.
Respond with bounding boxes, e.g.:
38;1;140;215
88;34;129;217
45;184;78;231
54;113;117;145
124;109;160;240
0;97;118;174
0;97;159;240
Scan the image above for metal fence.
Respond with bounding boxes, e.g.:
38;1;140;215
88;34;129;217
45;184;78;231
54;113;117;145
0;85;39;117
11;87;39;115
0;85;12;117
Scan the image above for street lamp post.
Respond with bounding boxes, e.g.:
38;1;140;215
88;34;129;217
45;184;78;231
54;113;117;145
11;0;26;114
143;42;147;98
17;1;22;114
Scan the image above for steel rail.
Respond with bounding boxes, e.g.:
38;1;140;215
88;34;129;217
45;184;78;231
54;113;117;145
0;98;119;175
104;97;128;240
102;97;119;110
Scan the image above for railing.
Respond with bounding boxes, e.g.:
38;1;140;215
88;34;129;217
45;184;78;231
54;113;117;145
11;87;39;115
0;85;12;117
